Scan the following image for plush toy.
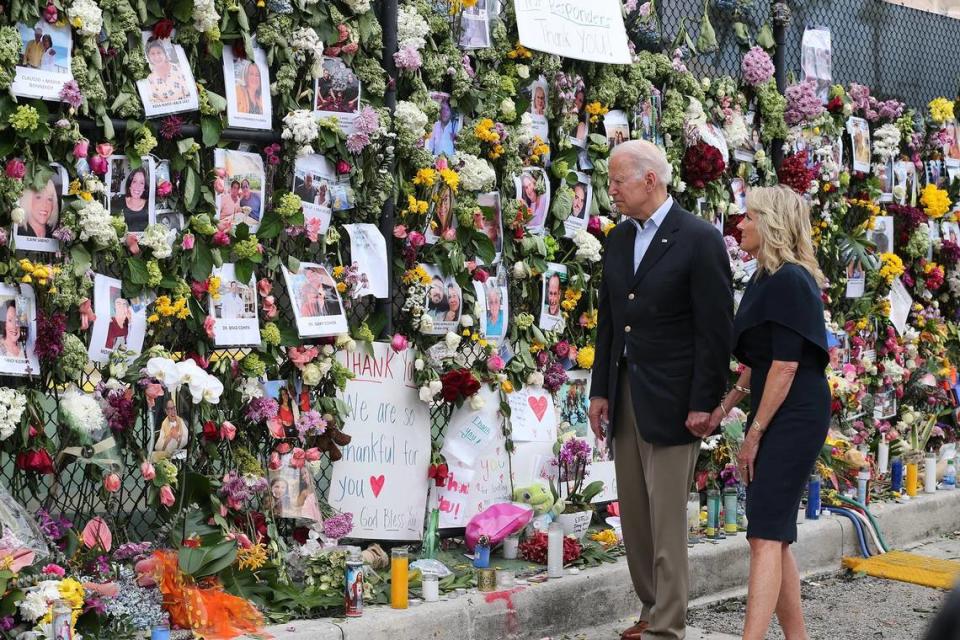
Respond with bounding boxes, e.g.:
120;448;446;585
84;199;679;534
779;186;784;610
513;484;564;529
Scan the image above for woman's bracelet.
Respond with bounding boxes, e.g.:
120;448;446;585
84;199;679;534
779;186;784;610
734;384;751;395
719;401;730;416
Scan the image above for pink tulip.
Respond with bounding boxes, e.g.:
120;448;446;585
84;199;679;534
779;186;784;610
5;159;26;180
103;474;121;493
220;421;236;441
393;224;408;239
95;142;114;157
390;333;409;352
203;315;216;339
408;231;426;249
181;233;195;250
89;155;108;175
159;485;176;507
141;460;156;481
72;139;89;159
82;581;119;597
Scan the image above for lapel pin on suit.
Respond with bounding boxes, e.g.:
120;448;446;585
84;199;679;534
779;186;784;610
661;238;668;243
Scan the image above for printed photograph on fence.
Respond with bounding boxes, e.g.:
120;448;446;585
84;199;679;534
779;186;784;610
261;380;300;439
0;285;38;377
87;274;147;364
293;154;336;238
214;149;264;230
539;263;568;332
222;42;273;130
730;177;748;214
733;111;761;163
423;265;463;335
459;2;491;49
555;370;590;438
876;159;894;203
475;279;508;343
329;181;355;211
344;223;389;299
314;56;361;133
515;167;550;233
426;92;462;158
151;391;189;462
873;386;897;420
847;116;871;173
209;264;260;347
845;257;865;298
945;120;960;166
563;173;591;238
603;109;630;148
827;330;850;370
137;32;200;117
282;263;348;337
107;156;155;234
568;83;588;147
475;192;503;263
268;455;323;522
928;159;944;187
425;186;456;244
894;160;917;205
942;220;960;245
633;94;663;147
14;163;66;253
11;21;73;101
526;78;550;145
153;159;180;226
870;215;893;254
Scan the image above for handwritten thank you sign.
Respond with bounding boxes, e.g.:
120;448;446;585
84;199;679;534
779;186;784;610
515;0;632;65
329;343;431;540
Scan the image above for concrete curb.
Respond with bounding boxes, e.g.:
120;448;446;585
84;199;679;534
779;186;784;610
259;490;960;640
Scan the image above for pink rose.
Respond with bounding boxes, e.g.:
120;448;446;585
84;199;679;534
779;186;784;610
390;333;409;352
42;563;66;577
72;139;89;159
140;460;156;481
203;315;216;339
181;233;195;250
305;447;321;462
393;224;408;239
156;180;173;197
144;382;165;408
336;160;351;175
257;278;272;296
262;295;278;319
220;421;236;441
125;233;141;255
5;159;26;180
473;268;489;283
43;1;58;23
487;354;505;372
103;473;121;493
408;231;426;249
212;230;231;246
342;42;359;55
442;227;457;241
159;485;176;507
289;346;319;368
289;448;306;468
95;143;114;158
89;155;108;175
276;442;291;454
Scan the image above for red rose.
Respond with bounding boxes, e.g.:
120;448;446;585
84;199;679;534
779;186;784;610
16;449;55;475
202;420;219;441
827;96;844;113
336;160;351;175
292;526;310;545
152;19;175;39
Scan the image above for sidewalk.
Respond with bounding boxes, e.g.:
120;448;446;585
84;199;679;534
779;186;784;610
259;490;960;640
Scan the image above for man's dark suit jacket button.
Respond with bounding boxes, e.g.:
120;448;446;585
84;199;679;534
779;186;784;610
628;293;635;300
625;325;632;332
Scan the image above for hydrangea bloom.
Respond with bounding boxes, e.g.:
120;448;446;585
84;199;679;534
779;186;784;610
784;80;825;126
741;47;775;86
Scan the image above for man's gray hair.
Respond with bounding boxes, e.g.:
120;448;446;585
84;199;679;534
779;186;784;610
610;140;673;185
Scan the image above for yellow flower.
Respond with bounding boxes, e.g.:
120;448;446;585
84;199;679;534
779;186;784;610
413;168;438;187
501;380;514;393
929;97;955;124
237;543;268;571
920;184;951;219
479;339;488;348
21;275;32;284
59;578;85;609
336;282;347;293
529;341;545;353
878;252;905;284
585;101;609;123
576;345;596;369
148;314;160;323
440;169;459;193
333;266;345;279
208;276;222;300
589;528;619;547
581;310;598;329
506;43;532;60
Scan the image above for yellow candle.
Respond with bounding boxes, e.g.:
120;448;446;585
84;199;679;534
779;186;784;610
906;462;919;497
390;548;409;609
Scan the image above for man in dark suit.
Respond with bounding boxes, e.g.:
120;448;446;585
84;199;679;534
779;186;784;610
589;140;733;640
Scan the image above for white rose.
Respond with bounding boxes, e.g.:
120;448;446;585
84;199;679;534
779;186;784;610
517;65;530;79
469;394;486;410
10;208;25;225
321;345;335;356
526;371;544;387
892;185;906;201
445;331;461;350
414;358;425;371
419;386;435;403
460;314;474;328
419;315;435;333
513;261;529;279
429;379;443;394
317;359;333;377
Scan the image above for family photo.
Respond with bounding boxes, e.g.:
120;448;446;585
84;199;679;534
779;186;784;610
223;43;273;130
15;163;65;253
293;154;336;236
539;263;567;331
423;265;463;335
268;455;323;522
214;149;265;230
314;57;361;132
209;264;260;347
633;94;663;147
515;168;551;233
107;156;156;234
12;21;73;101
283;263;348;338
604;110;630;148
137;32;200;117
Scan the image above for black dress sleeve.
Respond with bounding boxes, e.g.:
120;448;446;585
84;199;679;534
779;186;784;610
770;322;805;361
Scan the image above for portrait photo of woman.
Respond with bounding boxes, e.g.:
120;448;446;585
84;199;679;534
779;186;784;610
105;296;131;350
235;60;264;115
17;173;60;240
517;169;550;231
119;167;149;233
427;187;456;243
0;301;23;359
137;33;199;117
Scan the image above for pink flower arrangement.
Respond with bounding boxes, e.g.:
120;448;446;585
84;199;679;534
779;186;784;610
741;47;775;86
390;334;409;352
784;80;825;126
394;45;423;71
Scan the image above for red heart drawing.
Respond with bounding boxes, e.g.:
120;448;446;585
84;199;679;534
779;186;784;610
528;395;548;422
370;474;385;498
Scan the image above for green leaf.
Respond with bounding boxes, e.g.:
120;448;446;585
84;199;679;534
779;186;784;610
756;23;775;50
733;21;751;47
287;256;301;274
697;0;718;53
201;116;222;148
178;540;237;578
257;210;283;240
126;257;150;285
172;0;193;21
177;137;197;155
205;90;228;114
234;260;254;286
184;168;200;211
581;480;605;502
192;242;214;281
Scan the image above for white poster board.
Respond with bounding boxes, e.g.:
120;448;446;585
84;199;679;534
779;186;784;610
514;0;632;64
329;343;431;540
508;385;558;442
443;386;501;466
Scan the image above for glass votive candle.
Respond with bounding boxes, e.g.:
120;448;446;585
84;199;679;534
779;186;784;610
502;534;520;560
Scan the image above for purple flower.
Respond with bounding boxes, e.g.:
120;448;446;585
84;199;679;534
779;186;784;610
741;47;774;87
393;45;422;71
296;410;327;440
543;361;568;393
346;132;371;154
245;397;279;423
113;541;152;561
84;596;106;615
35;311;66;363
59;80;83;109
323;512;353;540
53;226;75;243
784;80;825;126
353;106;379;136
159;115;184;141
559;438;591;466
0;616;14;631
37;509;72;542
220;471;268;510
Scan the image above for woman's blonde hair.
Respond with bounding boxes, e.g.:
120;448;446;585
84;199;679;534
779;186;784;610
746;185;826;288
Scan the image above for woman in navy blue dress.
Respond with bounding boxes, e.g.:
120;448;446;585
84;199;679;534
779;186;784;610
709;185;830;640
